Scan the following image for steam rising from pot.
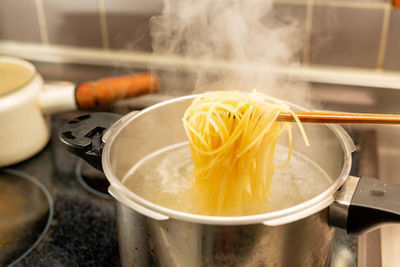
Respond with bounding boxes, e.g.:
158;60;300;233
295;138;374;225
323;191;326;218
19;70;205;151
150;0;310;105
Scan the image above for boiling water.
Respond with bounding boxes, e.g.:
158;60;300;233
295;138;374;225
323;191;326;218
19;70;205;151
122;142;332;215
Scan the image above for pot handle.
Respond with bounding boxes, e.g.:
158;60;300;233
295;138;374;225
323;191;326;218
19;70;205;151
59;112;122;171
329;175;400;235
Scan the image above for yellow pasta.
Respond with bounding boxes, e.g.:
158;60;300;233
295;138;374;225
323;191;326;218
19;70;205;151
182;91;308;216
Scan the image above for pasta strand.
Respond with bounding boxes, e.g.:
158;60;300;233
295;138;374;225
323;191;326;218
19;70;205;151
182;91;308;215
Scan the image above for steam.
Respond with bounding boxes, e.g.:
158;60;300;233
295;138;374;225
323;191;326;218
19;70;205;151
150;0;310;105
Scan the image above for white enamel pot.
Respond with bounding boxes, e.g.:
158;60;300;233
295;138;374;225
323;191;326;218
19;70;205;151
1;57;52;167
0;56;159;167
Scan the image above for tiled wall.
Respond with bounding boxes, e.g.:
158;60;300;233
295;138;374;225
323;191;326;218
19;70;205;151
0;0;399;71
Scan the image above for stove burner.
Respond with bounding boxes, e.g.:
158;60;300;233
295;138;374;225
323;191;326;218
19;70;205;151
75;159;111;199
17;191;120;266
0;169;53;267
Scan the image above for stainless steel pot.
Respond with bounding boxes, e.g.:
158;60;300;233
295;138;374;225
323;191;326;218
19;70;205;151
59;95;400;267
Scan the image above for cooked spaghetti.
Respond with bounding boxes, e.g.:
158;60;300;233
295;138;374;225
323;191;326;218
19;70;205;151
182;91;309;215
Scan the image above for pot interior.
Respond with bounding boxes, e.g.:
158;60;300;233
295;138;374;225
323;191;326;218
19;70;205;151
104;95;354;222
0;57;35;96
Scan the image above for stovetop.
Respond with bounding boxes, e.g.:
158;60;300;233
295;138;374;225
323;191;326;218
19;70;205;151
1;117;120;267
1;113;375;267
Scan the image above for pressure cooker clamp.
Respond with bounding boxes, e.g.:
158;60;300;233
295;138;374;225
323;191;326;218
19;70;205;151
59;112;121;171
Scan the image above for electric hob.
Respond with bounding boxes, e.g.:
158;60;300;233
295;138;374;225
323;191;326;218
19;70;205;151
1;111;377;267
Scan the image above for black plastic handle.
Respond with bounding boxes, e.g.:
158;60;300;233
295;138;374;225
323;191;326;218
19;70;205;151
347;176;400;234
58;112;122;171
329;176;400;235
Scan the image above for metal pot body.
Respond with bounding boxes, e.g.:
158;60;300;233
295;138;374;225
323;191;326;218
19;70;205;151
102;95;355;267
115;200;334;267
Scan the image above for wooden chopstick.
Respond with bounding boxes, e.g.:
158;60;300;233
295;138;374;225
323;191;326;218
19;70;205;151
277;112;400;124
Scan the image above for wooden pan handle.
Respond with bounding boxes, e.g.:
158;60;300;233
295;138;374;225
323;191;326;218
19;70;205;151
75;73;160;109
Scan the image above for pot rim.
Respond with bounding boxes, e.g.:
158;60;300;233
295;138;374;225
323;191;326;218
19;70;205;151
0;56;36;96
102;94;356;225
0;74;43;110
